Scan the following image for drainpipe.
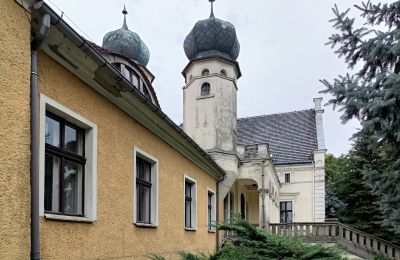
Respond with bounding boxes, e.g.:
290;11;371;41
30;2;50;259
261;160;266;229
216;175;225;251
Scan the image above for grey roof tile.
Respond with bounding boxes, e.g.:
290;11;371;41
237;109;318;165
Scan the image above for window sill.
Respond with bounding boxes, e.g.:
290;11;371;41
134;222;158;228
185;227;197;232
197;94;215;100
44;214;95;223
208;229;216;233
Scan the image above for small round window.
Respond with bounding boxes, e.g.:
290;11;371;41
201;82;210;96
202;69;210;76
220;69;227;77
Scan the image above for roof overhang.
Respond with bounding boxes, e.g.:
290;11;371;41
30;2;225;180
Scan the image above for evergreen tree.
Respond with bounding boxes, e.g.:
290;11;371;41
321;1;400;234
335;134;393;239
325;154;346;218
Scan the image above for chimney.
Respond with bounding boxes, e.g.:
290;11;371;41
313;97;326;150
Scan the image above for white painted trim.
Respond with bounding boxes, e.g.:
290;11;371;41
133;147;159;227
39;94;97;221
207;187;216;231
184;175;197;230
44;214;94;223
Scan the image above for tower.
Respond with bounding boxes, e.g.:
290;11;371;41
182;0;241;198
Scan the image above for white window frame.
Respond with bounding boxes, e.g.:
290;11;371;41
184;175;197;231
133;147;159;227
207;188;216;232
39;94;97;222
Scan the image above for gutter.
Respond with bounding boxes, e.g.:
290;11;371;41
30;1;50;259
32;2;225;180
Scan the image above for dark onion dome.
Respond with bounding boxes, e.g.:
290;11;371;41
183;2;240;62
102;7;150;67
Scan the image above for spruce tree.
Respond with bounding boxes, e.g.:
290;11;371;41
321;1;400;234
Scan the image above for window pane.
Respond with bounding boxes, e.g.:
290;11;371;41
44;153;60;212
185;182;191;197
280;212;285;223
62;160;83;215
280;202;285;211
64;125;83;155
185;200;191;227
286;212;293;223
287;202;292;210
137;185;151;223
137;158;151;182
143;86;150;99
45;116;60;147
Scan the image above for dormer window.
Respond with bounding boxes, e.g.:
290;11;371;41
201;83;210;96
142;86;150;99
111;62;139;88
202;69;209;76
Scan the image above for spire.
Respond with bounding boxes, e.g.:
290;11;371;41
209;0;216;18
122;5;128;29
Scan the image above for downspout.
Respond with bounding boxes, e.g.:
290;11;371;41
30;2;50;259
216;175;225;251
261;160;266;229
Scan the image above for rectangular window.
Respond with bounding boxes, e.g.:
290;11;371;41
207;189;216;231
136;157;152;223
284;173;291;183
280;201;293;223
184;176;197;230
40;95;97;222
44;113;85;216
134;148;158;226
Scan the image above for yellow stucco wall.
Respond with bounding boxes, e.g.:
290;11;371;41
37;51;218;259
0;1;31;259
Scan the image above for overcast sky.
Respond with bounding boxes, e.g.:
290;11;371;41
46;0;385;156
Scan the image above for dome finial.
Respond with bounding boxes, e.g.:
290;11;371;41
209;0;216;18
122;5;128;29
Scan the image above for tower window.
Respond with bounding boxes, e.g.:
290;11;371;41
220;69;227;77
202;69;209;76
201;83;210;96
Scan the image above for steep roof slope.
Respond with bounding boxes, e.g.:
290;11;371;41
237;109;318;165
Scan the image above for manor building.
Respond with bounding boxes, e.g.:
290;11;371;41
0;0;325;259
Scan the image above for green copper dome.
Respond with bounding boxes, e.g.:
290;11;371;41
184;1;240;62
102;7;150;67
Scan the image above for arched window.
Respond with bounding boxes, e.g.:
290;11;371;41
201;83;210;96
220;69;227;77
240;194;246;219
202;69;209;76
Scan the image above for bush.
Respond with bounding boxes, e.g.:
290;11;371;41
211;217;346;260
149;217;347;260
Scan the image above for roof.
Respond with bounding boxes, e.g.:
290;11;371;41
237;109;318;165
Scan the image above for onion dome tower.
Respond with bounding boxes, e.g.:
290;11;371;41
102;6;150;67
183;0;240;63
182;0;241;199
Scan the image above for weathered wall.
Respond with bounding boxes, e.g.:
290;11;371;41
276;164;315;222
37;52;217;259
0;1;31;259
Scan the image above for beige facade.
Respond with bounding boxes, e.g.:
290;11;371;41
0;1;31;259
0;1;225;259
36;52;218;259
